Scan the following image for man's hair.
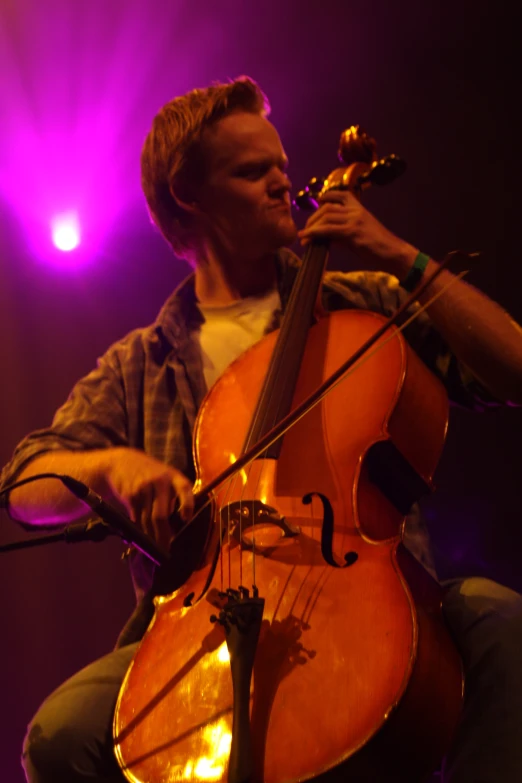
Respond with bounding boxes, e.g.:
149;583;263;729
141;76;270;259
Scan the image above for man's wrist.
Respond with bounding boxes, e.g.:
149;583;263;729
382;242;419;280
400;251;431;292
82;447;125;497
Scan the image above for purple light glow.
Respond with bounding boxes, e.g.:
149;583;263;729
51;211;81;252
1;109;123;267
0;1;213;269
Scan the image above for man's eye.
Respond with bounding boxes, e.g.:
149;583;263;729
237;166;266;180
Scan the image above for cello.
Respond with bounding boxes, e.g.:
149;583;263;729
113;127;464;782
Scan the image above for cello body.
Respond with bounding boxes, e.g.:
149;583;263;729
113;309;463;783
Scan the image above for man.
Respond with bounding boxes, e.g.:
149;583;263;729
2;76;522;782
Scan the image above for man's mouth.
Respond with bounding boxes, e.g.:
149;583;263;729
269;202;292;212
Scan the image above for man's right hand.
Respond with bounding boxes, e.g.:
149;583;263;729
9;447;194;552
102;448;194;552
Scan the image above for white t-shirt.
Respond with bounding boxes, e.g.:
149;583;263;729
194;288;281;391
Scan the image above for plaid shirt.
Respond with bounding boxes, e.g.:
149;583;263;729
0;249;500;627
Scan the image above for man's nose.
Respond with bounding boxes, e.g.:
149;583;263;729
280;171;292;190
270;172;292;196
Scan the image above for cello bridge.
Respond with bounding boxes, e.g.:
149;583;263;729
219;500;300;554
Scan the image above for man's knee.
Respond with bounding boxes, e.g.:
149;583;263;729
441;579;522;781
21;643;138;782
23;717;90;783
22;698;125;783
443;576;522;674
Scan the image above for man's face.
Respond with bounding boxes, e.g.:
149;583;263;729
193;111;297;257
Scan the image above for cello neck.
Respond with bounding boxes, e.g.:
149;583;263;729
242;240;329;458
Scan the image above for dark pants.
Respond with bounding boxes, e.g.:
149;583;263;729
22;577;522;782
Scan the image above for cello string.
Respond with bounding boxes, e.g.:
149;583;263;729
248;247;327;587
217;265;299;590
242;244;329;587
244;246;330;566
219;244;323;593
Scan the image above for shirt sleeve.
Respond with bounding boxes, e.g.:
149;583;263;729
322;269;503;411
0;348;128;497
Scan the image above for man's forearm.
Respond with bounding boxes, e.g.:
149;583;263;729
395;253;522;404
7;449;118;526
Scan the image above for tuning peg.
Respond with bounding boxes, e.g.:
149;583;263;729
293;177;325;211
357;155;407;187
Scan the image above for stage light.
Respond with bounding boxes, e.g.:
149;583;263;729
51;212;80;252
0;2;198;266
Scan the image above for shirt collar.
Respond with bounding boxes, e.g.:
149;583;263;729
156;247;300;350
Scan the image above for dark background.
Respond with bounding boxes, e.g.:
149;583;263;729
0;1;520;780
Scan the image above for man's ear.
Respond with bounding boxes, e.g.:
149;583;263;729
169;179;201;217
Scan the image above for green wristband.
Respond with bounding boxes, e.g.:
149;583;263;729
401;251;430;293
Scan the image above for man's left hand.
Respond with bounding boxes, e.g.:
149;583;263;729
297;190;417;277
